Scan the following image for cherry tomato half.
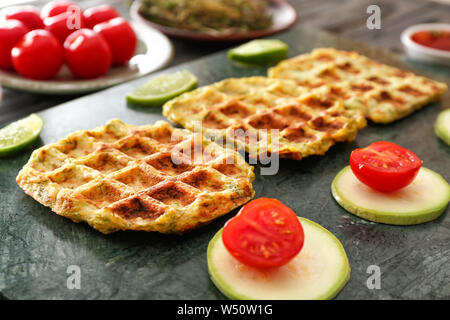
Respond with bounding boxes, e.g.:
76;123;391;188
11;29;63;80
222;198;304;269
83;5;120;29
41;0;76;19
2;5;44;30
63;28;112;79
350;141;423;192
0;19;29;69
93;17;136;64
44;10;85;43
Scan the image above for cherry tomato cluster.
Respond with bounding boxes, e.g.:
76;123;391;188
0;1;137;80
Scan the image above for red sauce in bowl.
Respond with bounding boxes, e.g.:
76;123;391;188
411;30;450;51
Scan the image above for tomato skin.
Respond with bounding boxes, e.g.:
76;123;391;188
83;5;120;29
93;17;136;64
222;198;304;269
350;141;422;192
11;29;63;80
63;28;112;79
44;11;85;43
0;19;29;69
2;5;44;31
41;0;76;19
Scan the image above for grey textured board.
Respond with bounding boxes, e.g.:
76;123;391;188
0;25;449;299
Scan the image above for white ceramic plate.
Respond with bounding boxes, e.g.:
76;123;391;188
0;21;174;95
401;23;450;66
130;0;297;42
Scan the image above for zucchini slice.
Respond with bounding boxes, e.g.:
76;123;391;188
435;109;450;146
331;166;450;225
207;217;350;300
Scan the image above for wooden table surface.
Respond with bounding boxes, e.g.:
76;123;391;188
0;0;449;126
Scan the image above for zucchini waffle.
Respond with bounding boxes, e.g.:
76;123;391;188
163;76;366;160
268;48;448;123
16;119;255;234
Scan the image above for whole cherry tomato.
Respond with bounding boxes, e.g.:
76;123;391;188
44;10;85;43
83;5;120;29
63;28;112;79
349;141;423;192
0;19;29;69
1;5;44;30
93;17;136;64
11;29;63;80
41;0;77;19
222;198;305;269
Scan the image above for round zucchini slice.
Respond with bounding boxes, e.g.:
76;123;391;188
435;109;450;146
331;166;450;225
207;217;350;300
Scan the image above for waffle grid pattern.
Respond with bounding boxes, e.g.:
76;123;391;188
163;77;366;160
16;120;255;234
268;48;448;123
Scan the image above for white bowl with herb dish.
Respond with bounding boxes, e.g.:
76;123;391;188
130;0;297;42
401;23;450;66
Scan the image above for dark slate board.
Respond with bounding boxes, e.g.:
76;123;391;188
0;25;449;300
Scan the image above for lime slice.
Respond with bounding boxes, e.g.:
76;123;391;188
228;39;288;65
0;114;44;157
126;70;198;107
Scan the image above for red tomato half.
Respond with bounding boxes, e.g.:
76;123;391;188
0;19;29;69
44;11;85;43
11;29;63;80
41;0;76;19
83;5;120;29
93;17;137;64
222;198;304;269
63;28;112;79
350;141;422;192
2;5;44;30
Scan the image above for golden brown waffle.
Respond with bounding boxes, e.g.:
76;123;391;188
163;76;366;160
268;48;448;124
16;119;255;234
